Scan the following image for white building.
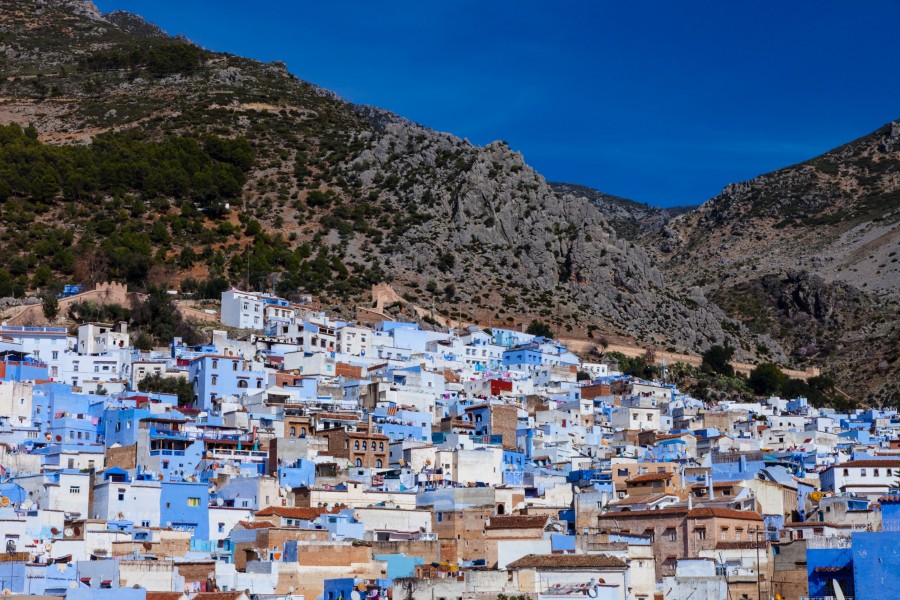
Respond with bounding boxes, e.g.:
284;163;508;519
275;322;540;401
77;323;129;356
335;325;373;357
93;475;162;526
221;289;295;331
821;459;900;499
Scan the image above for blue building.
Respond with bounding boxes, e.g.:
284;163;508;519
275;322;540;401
159;480;210;540
188;354;267;410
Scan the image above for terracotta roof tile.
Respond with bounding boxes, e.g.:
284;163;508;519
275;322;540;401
485;515;549;530
506;554;627;569
235;520;275;529
832;460;900;468
626;472;673;483
146;593;185;600
687;507;763;521
255;506;330;520
715;541;768;550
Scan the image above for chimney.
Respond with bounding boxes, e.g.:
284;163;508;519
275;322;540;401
707;471;714;501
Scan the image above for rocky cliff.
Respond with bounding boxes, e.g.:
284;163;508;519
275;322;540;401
651;123;900;403
0;0;781;360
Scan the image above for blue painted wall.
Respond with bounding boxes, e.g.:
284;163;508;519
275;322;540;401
852;532;900;600
159;480;209;540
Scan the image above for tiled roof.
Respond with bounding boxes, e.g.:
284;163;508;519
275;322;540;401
687;507;763;521
235;520;275;529
192;593;249;600
715;541;768;550
626;472;673;483
256;506;329;520
609;493;669;506
146;593;185;600
831;460;900;468
506;554;627;569
598;507;690;519
485;515;549;530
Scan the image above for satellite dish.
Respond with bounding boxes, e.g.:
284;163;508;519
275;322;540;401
284;485;292;493
64;528;74;537
55;435;62;442
0;497;8;508
5;539;15;554
117;512;125;520
351;591;361;600
216;498;224;506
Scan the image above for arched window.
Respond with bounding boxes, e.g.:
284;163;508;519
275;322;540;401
232;362;238;371
362;441;367;451
355;459;362;467
354;440;360;450
289;427;296;438
300;428;307;436
237;380;248;388
379;442;384;451
256;380;262;388
376;460;383;468
211;376;217;386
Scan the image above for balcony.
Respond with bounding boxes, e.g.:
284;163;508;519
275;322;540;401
149;426;251;443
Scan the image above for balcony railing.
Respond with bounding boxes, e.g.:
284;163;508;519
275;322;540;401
806;536;854;549
149;426;252;442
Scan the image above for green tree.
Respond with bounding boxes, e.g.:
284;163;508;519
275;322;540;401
526;320;554;338
138;373;195;406
749;363;786;396
701;344;735;377
42;294;59;321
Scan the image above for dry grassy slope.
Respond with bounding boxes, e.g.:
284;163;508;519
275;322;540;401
0;0;787;364
645;122;900;404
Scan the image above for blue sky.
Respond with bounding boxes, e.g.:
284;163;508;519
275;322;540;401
95;1;900;207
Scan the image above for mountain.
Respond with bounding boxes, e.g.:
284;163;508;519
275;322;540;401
549;182;696;241
648;123;900;404
0;0;781;361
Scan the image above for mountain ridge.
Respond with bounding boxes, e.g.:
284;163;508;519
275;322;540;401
0;0;784;365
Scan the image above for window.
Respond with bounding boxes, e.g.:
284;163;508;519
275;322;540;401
355;458;362;467
118;489;125;501
256;380;262;388
218;523;225;533
289;427;296;438
237;380;248;388
52;351;59;360
187;497;200;507
376;460;383;468
212;360;218;369
720;528;728;541
355;440;360;450
233;362;239;371
843;468;849;476
362;441;367;451
875;469;880;477
70;486;80;494
696;528;706;541
861;469;867;477
666;528;677;541
211;376;218;385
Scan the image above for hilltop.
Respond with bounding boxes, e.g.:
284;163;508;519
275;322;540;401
647;122;900;404
549;182;696;241
0;0;782;362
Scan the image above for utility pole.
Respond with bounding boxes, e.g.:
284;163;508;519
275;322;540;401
755;528;763;600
